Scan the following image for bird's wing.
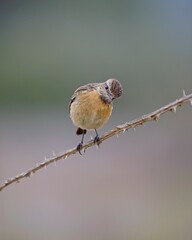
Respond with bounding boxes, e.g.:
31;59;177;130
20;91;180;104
69;83;98;112
74;83;98;94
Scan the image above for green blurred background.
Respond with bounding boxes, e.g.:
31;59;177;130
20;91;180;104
1;0;192;239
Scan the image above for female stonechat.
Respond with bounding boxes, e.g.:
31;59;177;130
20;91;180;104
69;78;123;153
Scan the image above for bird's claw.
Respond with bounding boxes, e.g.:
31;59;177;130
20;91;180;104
77;143;85;155
94;135;101;146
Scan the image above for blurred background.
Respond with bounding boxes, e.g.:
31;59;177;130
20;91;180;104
1;0;192;239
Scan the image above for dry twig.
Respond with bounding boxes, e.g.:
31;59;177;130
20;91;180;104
0;92;192;192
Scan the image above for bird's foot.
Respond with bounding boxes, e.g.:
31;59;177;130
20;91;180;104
94;135;101;147
77;142;83;155
77;142;85;155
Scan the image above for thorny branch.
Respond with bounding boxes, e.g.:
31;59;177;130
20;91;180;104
0;91;192;192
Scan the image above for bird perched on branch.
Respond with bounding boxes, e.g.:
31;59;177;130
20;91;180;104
69;78;123;154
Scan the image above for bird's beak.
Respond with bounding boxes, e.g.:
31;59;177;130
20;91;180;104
109;93;114;100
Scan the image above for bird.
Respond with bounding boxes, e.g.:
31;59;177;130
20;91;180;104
69;78;123;154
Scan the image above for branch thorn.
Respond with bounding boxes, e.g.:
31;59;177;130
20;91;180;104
171;106;177;113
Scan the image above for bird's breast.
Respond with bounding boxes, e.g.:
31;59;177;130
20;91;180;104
70;90;113;130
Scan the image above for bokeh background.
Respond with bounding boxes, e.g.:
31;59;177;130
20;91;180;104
1;0;192;239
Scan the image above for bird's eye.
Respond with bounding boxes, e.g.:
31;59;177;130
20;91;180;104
105;84;109;90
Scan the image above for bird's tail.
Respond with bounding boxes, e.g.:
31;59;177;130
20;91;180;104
76;128;87;135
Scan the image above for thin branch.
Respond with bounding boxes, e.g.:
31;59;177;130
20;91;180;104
1;92;192;192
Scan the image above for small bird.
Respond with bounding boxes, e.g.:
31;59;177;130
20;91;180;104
69;79;123;154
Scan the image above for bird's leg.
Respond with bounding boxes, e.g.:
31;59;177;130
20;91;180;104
77;131;85;155
94;129;101;146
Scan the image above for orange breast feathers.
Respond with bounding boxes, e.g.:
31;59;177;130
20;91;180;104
70;89;113;130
